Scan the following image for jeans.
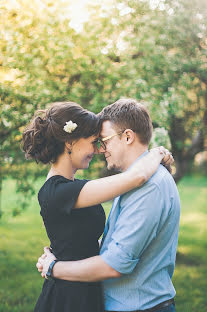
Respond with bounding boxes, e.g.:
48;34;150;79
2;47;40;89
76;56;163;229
156;303;176;312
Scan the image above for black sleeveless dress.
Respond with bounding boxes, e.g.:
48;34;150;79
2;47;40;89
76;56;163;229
34;175;106;312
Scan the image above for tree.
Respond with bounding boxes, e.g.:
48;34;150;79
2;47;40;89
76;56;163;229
85;0;207;181
0;0;119;215
1;0;207;215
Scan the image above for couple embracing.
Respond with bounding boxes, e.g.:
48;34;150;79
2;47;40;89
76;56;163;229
23;98;180;312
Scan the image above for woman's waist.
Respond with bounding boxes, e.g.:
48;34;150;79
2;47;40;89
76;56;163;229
51;246;100;260
44;278;102;288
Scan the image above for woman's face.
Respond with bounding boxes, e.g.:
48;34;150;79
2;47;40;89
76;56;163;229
70;135;98;169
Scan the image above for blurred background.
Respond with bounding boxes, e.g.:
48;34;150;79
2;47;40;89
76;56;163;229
0;0;207;311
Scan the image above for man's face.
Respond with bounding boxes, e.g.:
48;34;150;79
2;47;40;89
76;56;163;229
100;121;125;172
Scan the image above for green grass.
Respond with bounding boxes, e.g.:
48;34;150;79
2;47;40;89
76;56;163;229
0;176;207;311
172;176;207;312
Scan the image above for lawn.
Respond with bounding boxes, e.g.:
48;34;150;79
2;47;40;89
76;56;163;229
0;176;207;312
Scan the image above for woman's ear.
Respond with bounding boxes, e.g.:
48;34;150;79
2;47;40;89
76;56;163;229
65;142;72;153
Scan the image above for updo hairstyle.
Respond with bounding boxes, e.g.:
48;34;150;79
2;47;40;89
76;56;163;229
22;101;99;164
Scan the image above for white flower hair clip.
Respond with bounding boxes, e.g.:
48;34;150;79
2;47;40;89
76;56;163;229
63;120;78;133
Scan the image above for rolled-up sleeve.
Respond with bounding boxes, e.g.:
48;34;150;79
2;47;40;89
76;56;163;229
101;239;139;274
100;182;163;274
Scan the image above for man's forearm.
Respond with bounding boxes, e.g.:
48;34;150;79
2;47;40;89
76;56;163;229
52;255;121;282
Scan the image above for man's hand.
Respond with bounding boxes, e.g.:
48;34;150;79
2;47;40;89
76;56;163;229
36;247;57;278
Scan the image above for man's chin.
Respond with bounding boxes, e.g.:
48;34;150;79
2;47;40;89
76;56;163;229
107;163;121;173
106;161;114;171
107;164;113;171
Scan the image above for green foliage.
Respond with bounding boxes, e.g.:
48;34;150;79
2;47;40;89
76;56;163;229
150;127;172;149
0;0;207;215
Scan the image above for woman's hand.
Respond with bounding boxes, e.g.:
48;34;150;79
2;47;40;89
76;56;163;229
155;147;174;173
128;146;174;186
126;146;165;187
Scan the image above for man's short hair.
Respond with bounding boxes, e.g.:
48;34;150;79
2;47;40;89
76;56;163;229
99;98;153;145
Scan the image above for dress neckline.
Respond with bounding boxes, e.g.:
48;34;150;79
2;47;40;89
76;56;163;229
39;175;74;194
46;175;74;182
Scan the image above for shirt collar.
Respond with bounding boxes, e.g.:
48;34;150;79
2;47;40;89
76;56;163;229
127;150;149;171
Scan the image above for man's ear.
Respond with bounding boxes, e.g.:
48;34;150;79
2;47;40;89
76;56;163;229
124;129;135;145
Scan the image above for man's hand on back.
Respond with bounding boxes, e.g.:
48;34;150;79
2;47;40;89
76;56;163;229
36;247;56;278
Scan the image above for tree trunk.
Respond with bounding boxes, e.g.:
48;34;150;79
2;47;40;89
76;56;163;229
170;114;206;183
173;157;194;183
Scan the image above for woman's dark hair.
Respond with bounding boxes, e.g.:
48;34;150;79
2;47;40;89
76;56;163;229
22;101;99;164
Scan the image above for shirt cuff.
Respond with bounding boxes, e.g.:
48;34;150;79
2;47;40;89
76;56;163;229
100;240;139;274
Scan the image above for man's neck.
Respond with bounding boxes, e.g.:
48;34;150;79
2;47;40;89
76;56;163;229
122;145;148;172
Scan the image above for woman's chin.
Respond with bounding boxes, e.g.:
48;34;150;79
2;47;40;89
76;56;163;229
82;161;90;169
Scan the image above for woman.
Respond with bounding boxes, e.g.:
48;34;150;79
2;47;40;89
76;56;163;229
22;101;172;312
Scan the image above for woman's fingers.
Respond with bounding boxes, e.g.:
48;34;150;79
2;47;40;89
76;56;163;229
163;151;174;165
164;157;174;166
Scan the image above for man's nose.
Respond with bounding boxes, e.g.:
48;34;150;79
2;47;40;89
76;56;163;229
98;145;106;154
94;145;105;155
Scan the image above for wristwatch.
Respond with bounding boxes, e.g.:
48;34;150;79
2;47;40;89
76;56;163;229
46;259;59;280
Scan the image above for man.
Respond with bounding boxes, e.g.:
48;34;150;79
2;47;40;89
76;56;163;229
37;99;180;312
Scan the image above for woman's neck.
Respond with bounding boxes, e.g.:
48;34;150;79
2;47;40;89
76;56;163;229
48;153;76;181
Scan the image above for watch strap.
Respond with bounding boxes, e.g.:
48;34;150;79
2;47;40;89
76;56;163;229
46;259;59;280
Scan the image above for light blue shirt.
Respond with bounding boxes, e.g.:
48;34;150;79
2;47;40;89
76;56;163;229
100;152;180;311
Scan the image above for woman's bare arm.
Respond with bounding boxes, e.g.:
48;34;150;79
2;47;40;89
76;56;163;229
75;147;166;208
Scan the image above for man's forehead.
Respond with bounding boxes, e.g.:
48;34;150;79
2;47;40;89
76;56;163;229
100;120;116;136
